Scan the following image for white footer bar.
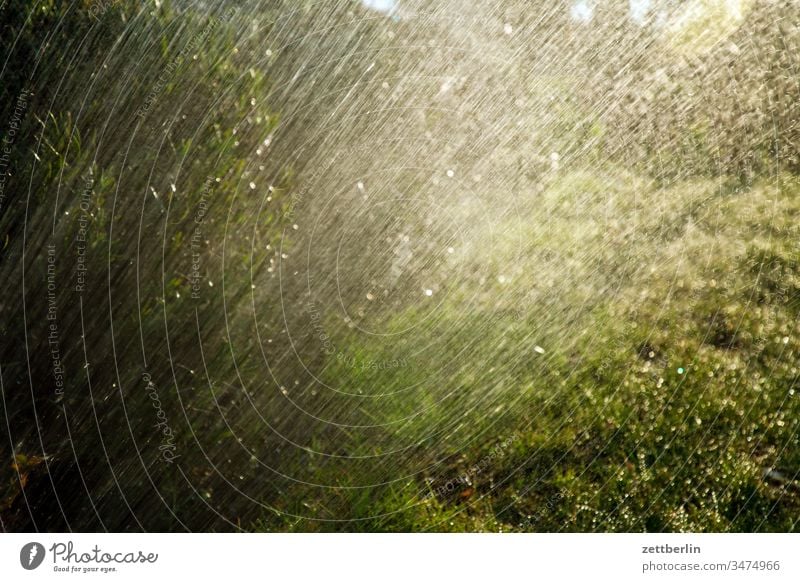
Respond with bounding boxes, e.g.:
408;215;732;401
1;534;796;581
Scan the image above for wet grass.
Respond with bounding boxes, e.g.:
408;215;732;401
253;173;800;532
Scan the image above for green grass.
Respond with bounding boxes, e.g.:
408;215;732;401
253;172;800;532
